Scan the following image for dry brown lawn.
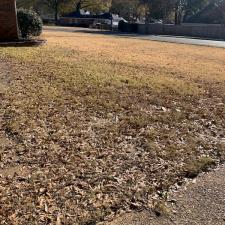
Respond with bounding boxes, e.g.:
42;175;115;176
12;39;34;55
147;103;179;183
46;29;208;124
0;28;225;224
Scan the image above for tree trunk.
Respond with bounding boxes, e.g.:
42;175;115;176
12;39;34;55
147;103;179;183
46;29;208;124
175;2;179;25
75;1;82;14
54;0;58;25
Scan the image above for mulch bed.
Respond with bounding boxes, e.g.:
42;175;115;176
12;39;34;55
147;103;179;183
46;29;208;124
0;39;47;47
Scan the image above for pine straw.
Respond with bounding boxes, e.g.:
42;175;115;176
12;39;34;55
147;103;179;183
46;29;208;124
0;29;225;224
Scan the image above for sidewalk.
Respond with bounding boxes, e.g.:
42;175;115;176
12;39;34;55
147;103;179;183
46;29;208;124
134;35;225;48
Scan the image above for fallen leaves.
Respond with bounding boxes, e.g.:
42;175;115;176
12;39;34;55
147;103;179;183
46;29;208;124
0;30;224;224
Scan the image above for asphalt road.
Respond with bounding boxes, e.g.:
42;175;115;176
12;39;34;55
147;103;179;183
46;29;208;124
44;26;225;48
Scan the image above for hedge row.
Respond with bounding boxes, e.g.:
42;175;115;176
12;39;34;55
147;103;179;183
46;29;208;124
118;21;138;33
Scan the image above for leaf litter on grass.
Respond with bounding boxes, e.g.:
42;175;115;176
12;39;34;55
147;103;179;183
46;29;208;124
0;31;225;224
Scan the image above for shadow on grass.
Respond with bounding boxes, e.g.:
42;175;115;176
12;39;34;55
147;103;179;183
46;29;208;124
44;26;225;42
44;26;138;37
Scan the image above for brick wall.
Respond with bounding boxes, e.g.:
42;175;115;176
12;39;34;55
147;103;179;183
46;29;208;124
0;0;18;41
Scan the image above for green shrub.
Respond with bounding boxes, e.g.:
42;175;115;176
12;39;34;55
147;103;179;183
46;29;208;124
17;9;43;39
118;20;138;33
118;20;125;31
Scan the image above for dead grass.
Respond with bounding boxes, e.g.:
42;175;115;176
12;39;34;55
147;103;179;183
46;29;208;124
0;27;225;224
184;157;216;178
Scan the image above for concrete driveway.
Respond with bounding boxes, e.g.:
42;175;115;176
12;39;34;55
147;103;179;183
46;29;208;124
103;165;225;225
44;26;225;48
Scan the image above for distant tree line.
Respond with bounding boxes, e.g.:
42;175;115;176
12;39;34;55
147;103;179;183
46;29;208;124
17;0;225;24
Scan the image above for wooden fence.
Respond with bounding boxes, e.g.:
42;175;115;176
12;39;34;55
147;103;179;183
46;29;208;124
138;23;225;40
